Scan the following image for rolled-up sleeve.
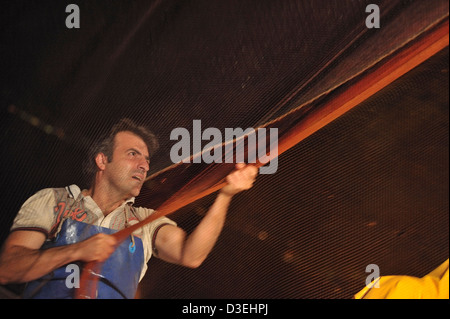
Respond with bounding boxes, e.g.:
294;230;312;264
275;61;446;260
10;188;57;238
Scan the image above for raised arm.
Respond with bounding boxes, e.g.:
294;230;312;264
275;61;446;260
154;163;258;268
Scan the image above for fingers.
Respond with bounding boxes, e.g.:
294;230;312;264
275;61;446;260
221;164;258;196
234;163;258;181
76;233;118;263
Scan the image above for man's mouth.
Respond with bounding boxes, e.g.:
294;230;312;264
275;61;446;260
132;174;144;182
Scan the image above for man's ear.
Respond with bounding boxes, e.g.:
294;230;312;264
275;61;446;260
95;153;108;171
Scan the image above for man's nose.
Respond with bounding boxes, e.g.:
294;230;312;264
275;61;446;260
139;159;149;173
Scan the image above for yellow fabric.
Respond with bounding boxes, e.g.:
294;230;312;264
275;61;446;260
355;259;449;299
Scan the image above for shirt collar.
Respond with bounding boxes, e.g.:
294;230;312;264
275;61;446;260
68;184;135;206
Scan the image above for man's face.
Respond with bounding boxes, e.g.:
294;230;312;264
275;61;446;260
103;131;150;199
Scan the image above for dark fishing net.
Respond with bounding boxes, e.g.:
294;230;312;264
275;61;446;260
0;0;448;299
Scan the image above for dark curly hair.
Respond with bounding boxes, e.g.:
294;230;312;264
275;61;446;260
82;118;159;187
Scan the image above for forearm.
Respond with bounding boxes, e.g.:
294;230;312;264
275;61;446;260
0;231;117;285
0;244;79;284
181;191;232;267
156;164;258;268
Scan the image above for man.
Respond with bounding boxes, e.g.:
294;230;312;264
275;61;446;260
0;119;258;298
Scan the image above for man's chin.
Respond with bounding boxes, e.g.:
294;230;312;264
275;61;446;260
130;185;143;198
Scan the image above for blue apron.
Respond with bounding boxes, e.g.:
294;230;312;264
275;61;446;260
22;218;144;299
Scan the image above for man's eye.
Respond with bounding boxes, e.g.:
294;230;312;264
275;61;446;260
129;151;136;156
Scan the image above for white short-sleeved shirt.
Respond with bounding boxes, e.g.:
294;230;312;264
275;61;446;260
10;184;176;281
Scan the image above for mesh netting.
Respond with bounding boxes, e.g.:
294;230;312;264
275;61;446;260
0;0;448;299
